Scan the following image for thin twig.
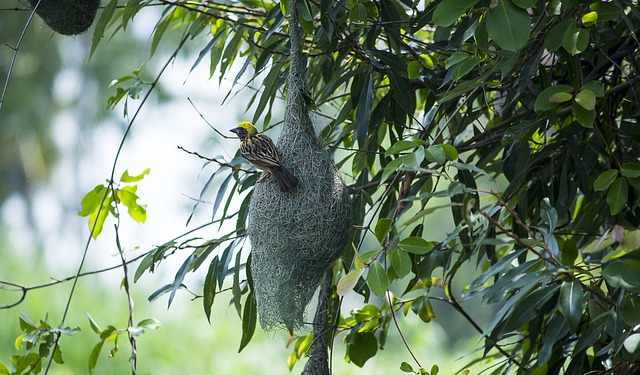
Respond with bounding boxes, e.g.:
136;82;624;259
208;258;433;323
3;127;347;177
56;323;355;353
43;31;191;375
114;221;137;375
0;0;41;111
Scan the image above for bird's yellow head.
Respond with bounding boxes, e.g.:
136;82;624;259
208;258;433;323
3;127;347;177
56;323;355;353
230;122;258;140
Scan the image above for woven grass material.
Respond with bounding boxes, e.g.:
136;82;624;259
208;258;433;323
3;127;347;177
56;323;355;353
247;2;352;332
25;0;100;35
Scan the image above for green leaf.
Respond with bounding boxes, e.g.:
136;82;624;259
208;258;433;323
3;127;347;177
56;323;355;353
367;261;389;297
78;185;107;217
621;163;640;178
347;331;378;367
398;237;433;254
407;61;421;80
439;144;458;161
385;140;426;157
122;0;142;30
90;0;118;59
400;361;414;372
0;361;9;375
350;2;368;23
563;27;589;55
581;232;616;254
582;81;604;97
120;168;150;183
168;253;195;308
375;218;393;243
575;89;596;110
486;0;531;52
544;20;572;52
391;248;412;278
425;145;447;164
88;340;105;374
534;85;573;111
238;291;257;352
337;268;365;296
381;157;404;182
150;10;174;59
117;186;147;223
559;280;584;332
607;177;628;215
433;0;480;27
19;314;36;332
512;0;537;8
572;101;596;128
232;248;243;316
355;71;374;146
86;312;102;335
593;169;618;191
203;256;219;323
591;2;620;21
603;260;640;293
445;52;469;68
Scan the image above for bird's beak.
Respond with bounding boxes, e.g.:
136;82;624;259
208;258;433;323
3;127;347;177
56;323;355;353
230;128;238;134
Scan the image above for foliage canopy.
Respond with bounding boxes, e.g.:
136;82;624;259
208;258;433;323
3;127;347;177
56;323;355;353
3;0;640;374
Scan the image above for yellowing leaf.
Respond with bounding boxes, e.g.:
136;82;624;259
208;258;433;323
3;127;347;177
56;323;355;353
548;92;573;103
575;89;596;110
337;269;365;296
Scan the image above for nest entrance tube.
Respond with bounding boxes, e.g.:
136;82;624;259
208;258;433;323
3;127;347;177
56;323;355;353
247;1;352;334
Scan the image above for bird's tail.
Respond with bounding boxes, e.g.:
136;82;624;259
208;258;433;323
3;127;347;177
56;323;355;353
272;166;299;193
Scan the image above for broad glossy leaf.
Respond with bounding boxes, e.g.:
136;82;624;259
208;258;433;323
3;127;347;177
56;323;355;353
603;260;640;293
433;0;480;27
563;27;589;55
582;81;605;97
544;20;572;52
512;0;537;8
621;162;640;178
374;218;393;243
593;169;618;191
398;237;433;254
391;248;412;278
367;261;389;297
486;0;531;52
575;89;596;110
425;145;447;164
534;85;573;111
347;331;378;367
559;280;584;331
385;140;426;157
607;177;628;215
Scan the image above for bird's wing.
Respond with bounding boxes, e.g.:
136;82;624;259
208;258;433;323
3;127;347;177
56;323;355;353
242;134;282;169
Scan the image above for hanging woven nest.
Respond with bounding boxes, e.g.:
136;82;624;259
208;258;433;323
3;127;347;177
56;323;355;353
25;0;100;36
247;4;352;332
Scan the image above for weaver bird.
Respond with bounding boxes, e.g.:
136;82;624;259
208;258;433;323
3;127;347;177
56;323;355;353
230;122;299;193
